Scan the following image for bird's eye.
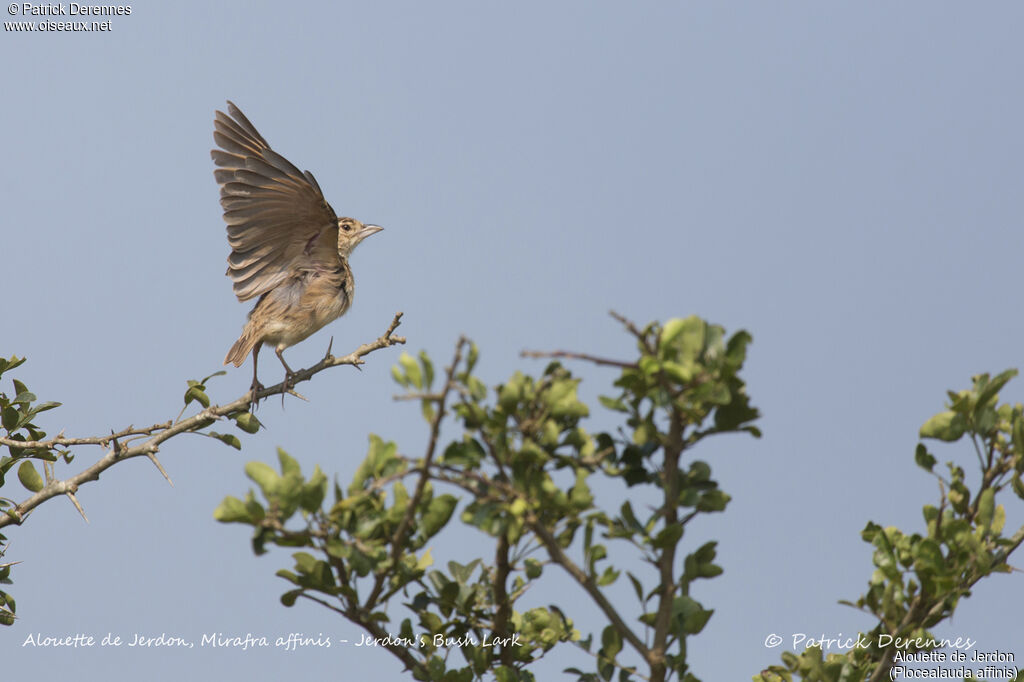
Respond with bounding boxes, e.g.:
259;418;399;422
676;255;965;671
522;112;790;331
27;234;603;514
342;223;352;232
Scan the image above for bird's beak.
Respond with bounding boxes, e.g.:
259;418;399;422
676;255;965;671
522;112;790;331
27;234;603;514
357;224;384;241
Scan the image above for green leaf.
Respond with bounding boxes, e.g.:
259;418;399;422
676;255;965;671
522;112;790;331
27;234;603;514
991;503;1006;535
1012;474;1024;501
280;589;302;607
725;330;752;367
598;395;628;412
234;412;262;433
975;369;1018;411
498;372;526;411
651;523;683;549
416;548;434;572
1;406;18;431
1012;416;1024;465
620;501;640;531
441;439;485;468
919;411;965;442
277;448;301;478
659;318;689;348
914;538;944;571
299;466;327;513
0;356;26;377
569;469;594;509
626;572;645;603
685;541;723;579
398;352;422;389
976;488;995;534
29;401;61;415
661;361;695;384
12;380;32;401
420;399;435;423
421;495;458;539
201;369;227;384
697;489;730;512
600;624;623;659
545;379;589;418
184;386;210;408
597;566;620;586
17;461;43;492
213;496;251;523
245;461;279;494
209;432;241;450
418;351;435;389
665;316;706;362
672;594;714;634
494;666;516;682
914;443;936;472
466;342;479;374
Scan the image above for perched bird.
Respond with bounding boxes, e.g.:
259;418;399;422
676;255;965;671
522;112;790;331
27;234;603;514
211;101;382;403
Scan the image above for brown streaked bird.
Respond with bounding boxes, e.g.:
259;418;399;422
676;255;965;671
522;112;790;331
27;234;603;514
211;101;382;402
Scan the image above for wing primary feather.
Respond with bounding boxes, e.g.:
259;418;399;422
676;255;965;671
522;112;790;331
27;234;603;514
225;101;270;147
212;101;340;302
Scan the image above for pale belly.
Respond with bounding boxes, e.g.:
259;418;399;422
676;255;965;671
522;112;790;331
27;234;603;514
258;283;353;350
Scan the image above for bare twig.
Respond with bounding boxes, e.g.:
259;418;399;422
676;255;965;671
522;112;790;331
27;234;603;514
392;392;445;402
0;423;172;451
610;310;655;353
520;312;648;370
529;515;650;662
520;349;636;370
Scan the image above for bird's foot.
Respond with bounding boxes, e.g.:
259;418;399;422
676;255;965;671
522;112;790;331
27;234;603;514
275;351;307;407
279;370;309;406
248;378;265;413
280;370;293;408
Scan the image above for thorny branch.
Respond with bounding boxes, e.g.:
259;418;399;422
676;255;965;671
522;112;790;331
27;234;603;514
0;313;406;530
519;349;636;370
521;311;648;370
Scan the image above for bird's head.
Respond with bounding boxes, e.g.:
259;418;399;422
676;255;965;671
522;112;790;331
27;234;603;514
336;217;383;257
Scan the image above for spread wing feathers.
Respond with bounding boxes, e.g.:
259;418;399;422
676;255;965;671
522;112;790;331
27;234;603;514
212;101;340;302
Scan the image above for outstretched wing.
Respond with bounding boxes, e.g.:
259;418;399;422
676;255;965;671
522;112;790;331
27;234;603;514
212;101;340;301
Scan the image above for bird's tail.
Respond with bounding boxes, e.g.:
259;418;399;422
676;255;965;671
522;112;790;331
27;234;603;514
224;328;260;367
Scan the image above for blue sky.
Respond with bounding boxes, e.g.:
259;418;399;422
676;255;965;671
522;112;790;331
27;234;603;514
2;3;1022;680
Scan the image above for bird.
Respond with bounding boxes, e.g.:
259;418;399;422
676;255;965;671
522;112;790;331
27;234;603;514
211;101;382;406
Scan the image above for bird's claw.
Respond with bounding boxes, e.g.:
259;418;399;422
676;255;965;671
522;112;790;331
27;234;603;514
248;379;265;413
281;370;295;407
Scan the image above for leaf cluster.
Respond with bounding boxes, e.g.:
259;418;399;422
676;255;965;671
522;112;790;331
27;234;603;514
0;355;63;625
218;315;760;682
759;370;1024;682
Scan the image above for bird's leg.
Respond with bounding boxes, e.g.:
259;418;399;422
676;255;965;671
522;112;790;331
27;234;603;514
249;342;265;412
275;346;296;406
